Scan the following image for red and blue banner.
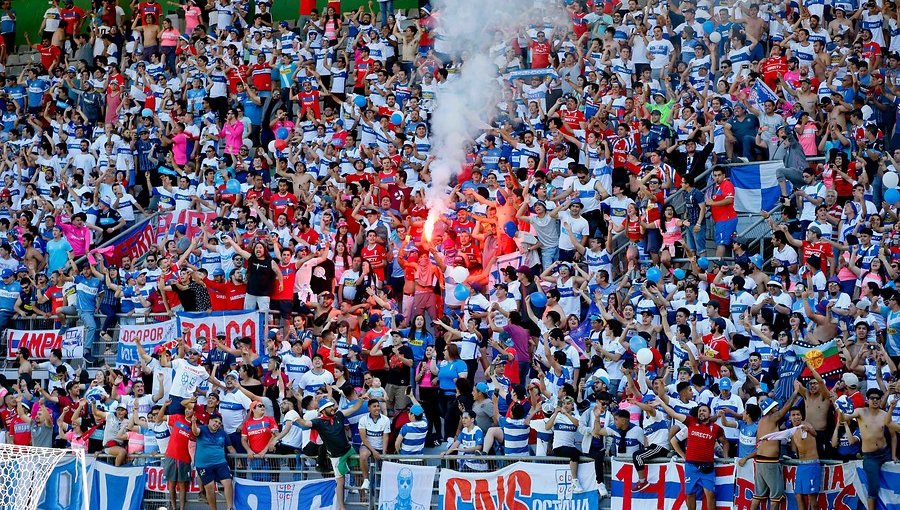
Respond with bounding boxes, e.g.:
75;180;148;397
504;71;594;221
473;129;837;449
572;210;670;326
611;459;862;510
107;214;159;266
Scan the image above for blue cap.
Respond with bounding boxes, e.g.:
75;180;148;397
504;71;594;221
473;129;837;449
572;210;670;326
760;397;779;415
751;254;764;269
15;265;26;273
641;394;656;404
410;404;424;416
719;378;732;391
1;269;13;279
475;382;490;395
175;225;187;235
212;268;225;276
279;21;289;27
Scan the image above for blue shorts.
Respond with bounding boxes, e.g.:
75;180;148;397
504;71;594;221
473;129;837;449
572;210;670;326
794;461;822;495
197;462;232;485
684;462;716;497
714;217;738;246
167;396;187;416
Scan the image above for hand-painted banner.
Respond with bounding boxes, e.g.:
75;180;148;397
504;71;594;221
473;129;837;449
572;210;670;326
176;310;266;353
234;477;337;510
379;462;437;510
6;326;84;359
611;460;734;510
438;461;598;510
116;320;178;366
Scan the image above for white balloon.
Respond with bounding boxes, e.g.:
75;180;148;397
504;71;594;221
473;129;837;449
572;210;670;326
636;348;654;365
451;266;469;283
709;31;722;43
885;172;900;189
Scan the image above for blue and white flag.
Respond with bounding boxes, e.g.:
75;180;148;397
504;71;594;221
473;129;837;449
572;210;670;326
38;456;90;510
730;161;786;213
506;68;559;83
749;79;779;110
855;460;900;509
234;477;337;510
89;462;145;510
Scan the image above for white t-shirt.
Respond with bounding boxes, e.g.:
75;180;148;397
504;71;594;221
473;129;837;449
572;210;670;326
219;388;253;433
358;413;391;451
168;358;210;399
279;409;304;448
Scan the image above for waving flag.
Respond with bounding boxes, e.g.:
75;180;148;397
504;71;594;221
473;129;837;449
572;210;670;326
793;339;844;379
759;425;801;442
730;161;787;213
748;79;779;110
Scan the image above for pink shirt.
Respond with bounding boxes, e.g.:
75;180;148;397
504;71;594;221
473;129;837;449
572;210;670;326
172;132;189;165
56;218;91;257
220;121;244;155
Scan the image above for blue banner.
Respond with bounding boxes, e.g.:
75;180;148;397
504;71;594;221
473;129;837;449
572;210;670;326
89;462;145;510
38;457;87;510
234;477;337;510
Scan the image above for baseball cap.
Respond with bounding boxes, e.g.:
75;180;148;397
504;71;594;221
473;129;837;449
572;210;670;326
0;269;13;279
225;370;240;380
212;268;225;276
410;404;424;416
842;372;860;388
319;400;335;411
718;378;732;391
760;398;779;416
475;382;490;395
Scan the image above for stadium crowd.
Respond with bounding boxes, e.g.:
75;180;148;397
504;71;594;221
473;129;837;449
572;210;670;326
2;0;900;509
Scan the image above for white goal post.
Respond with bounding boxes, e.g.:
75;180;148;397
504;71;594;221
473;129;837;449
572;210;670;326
0;444;89;510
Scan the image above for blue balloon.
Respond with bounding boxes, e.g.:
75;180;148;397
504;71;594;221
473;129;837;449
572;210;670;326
703;20;715;34
646;267;661;283
530;292;548;308
276;127;289;140
630;337;648;353
354;95;367;108
503;220;518;237
673;268;686;280
454;284;470;301
887;188;900;205
226;179;241;194
697;257;710;270
390;112;403;125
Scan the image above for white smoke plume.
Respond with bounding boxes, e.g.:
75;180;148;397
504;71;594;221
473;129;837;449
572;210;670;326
422;0;568;240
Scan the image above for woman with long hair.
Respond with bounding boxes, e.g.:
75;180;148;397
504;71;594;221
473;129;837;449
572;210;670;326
414;344;442;446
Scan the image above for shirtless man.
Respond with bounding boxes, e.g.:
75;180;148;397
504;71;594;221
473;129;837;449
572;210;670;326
132;14;160;62
789;407;820;510
799;289;838;343
741;394;797;510
841;387;900;510
794;359;835;457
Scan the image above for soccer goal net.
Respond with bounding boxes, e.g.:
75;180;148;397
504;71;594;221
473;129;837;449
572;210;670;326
0;444;86;510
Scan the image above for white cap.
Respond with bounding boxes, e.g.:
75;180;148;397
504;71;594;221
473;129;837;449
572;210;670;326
842;372;860;388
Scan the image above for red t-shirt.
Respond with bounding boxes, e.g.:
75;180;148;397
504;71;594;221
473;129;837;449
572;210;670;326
241;416;278;453
250;63;273;92
360;242;387;280
36;44;61;72
206;280;247;310
10;414;31;446
273;262;297;301
683;416;724;463
802;241;833;273
165;414;194;463
702;335;730;378
530;41;551;68
363;327;388;371
710;179;737;222
270;192;298;222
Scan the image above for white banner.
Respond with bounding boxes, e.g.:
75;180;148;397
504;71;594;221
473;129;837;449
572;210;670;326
378;462;436;510
6;326;83;359
116;320;178;366
438;461;598;510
